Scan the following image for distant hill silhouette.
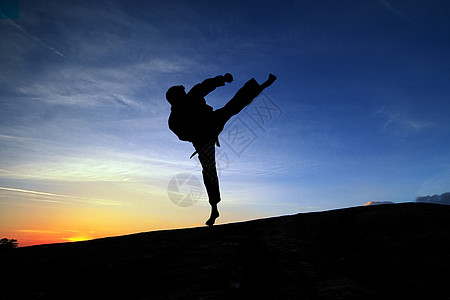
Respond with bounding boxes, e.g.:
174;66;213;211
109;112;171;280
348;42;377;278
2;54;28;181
1;203;449;299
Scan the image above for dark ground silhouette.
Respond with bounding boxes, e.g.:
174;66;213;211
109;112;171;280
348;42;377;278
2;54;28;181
167;74;277;226
0;238;18;250
1;203;449;299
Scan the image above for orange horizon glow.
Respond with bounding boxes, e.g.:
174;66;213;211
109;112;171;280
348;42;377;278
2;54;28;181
0;182;277;248
2;222;214;248
7;228;158;247
0;186;208;247
4;211;258;247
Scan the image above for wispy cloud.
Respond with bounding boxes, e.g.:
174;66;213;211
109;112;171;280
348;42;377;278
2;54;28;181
0;186;126;206
15;229;59;234
3;18;65;57
378;0;414;24
0;134;42;144
383;113;431;131
376;106;432;136
0;186;67;198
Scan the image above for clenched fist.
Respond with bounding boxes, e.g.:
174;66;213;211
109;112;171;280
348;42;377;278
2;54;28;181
224;73;233;83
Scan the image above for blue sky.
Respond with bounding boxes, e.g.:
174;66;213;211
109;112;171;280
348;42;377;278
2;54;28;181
1;0;450;245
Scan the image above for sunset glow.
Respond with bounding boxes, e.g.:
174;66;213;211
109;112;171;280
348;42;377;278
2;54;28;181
62;237;92;243
2;1;450;247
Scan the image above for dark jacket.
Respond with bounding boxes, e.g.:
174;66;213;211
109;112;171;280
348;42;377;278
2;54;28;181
168;75;227;144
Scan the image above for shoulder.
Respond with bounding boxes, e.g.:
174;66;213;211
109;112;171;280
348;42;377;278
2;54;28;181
187;83;203;97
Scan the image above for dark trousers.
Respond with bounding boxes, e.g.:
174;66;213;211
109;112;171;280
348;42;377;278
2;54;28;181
193;78;261;205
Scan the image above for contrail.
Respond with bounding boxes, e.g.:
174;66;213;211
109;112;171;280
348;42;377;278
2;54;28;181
0;186;69;198
0;186;126;206
1;13;65;58
378;0;414;24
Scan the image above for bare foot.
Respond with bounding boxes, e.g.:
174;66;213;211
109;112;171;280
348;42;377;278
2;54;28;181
206;206;220;226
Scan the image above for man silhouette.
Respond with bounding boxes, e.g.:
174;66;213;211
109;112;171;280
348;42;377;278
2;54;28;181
166;73;276;226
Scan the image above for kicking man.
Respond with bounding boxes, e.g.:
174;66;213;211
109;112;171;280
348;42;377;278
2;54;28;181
166;73;276;226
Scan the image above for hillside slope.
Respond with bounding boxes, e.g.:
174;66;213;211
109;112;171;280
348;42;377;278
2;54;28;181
2;203;449;299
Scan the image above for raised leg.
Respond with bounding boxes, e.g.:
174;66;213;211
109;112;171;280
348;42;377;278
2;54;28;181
219;74;277;119
191;74;277;226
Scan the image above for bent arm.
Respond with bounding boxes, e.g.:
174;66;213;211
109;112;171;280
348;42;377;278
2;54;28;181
188;74;233;98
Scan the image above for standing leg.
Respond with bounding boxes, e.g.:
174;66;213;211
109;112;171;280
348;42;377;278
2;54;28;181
193;74;277;226
195;140;221;226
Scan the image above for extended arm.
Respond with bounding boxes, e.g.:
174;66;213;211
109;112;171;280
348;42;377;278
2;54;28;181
188;73;233;99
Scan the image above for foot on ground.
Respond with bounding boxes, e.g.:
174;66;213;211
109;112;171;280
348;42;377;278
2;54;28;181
205;209;220;227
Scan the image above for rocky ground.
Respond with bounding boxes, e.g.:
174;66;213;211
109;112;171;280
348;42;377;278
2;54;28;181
1;203;449;299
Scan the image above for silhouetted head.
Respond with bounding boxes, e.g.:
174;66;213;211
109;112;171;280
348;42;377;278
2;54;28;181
166;85;186;105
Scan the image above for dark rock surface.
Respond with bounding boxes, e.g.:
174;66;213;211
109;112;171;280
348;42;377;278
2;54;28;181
2;203;449;299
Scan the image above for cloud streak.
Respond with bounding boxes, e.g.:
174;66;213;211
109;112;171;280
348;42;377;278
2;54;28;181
0;186;68;198
376;106;432;136
378;0;414;24
0;186;126;206
3;18;65;57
